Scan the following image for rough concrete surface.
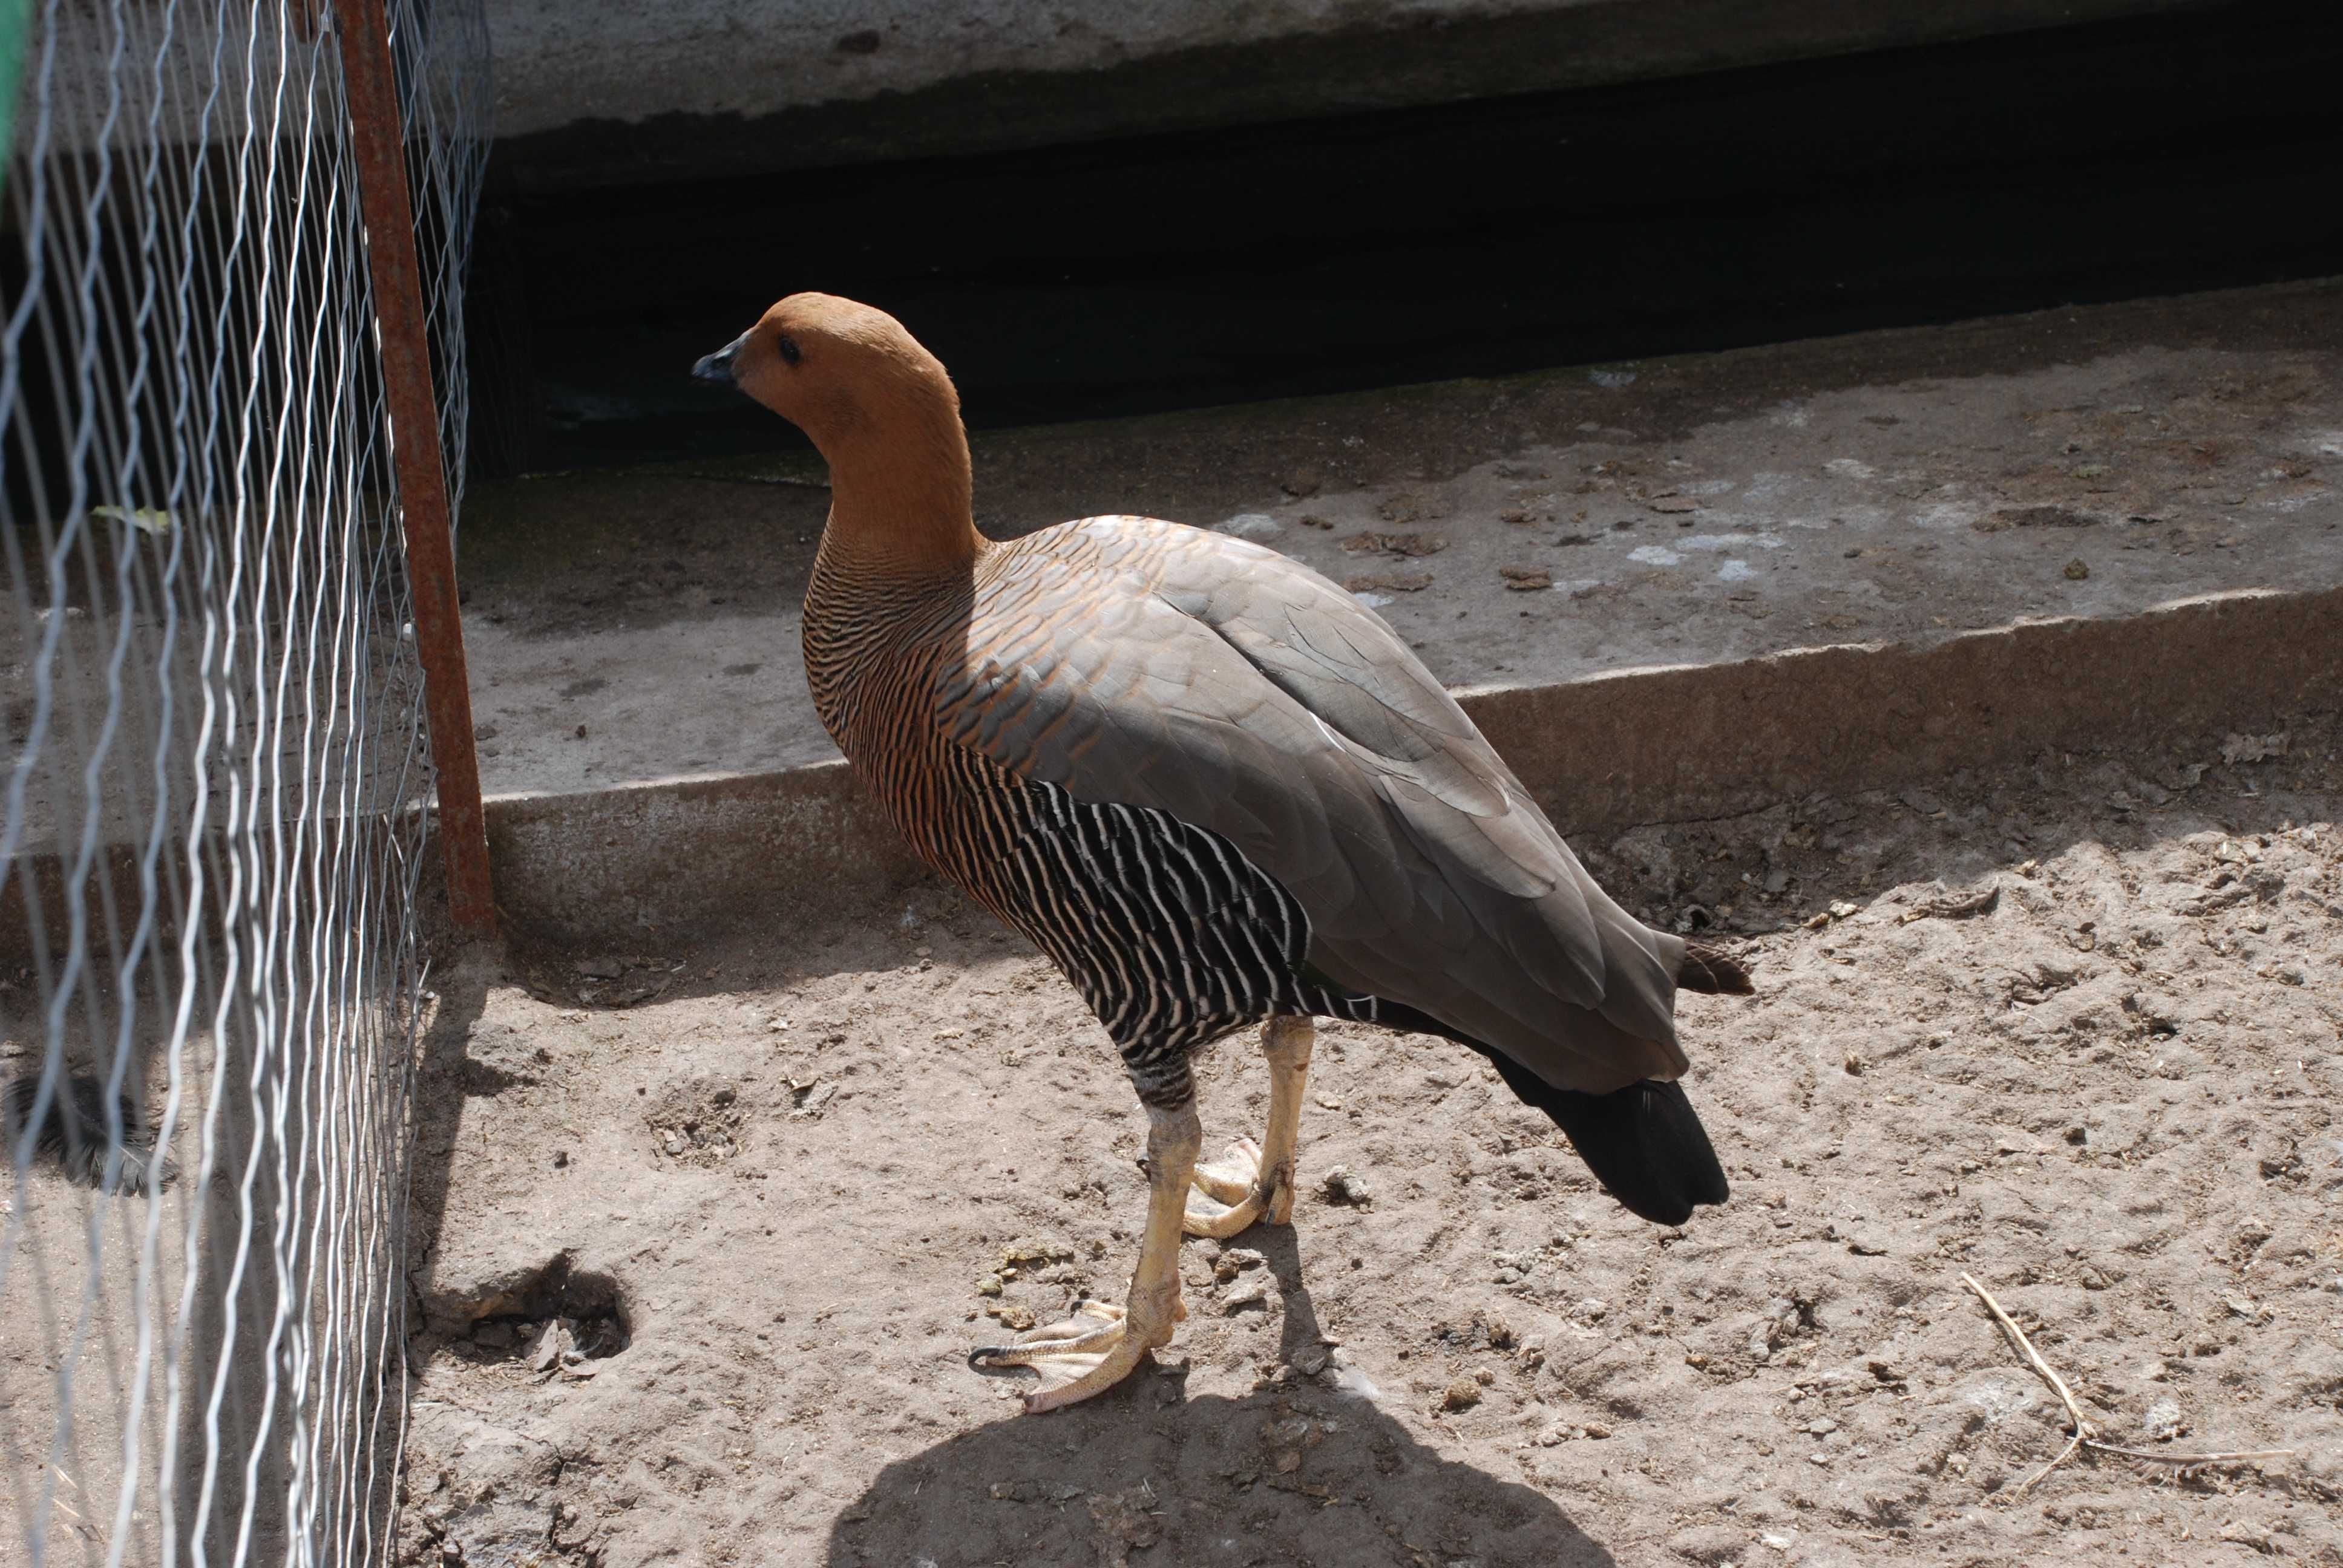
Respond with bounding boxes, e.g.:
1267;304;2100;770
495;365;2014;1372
460;281;2343;805
487;0;1588;132
482;0;2213;183
481;584;2343;950
385;719;2343;1567
9;284;2339;965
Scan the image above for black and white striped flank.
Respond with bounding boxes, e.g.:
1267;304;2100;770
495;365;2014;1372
951;754;1381;1106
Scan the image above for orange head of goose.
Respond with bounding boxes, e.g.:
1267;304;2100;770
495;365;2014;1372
695;292;979;568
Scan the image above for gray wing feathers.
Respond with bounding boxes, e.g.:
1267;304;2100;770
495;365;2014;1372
942;517;1688;1092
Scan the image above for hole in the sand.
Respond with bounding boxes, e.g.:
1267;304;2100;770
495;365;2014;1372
643;1074;746;1163
455;1254;631;1379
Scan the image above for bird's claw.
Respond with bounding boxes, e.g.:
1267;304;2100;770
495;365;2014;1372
1182;1135;1289;1236
969;1296;1126;1371
1190;1137;1261;1205
967;1294;1181;1413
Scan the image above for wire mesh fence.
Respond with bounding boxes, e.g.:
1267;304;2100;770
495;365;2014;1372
2;1;489;1561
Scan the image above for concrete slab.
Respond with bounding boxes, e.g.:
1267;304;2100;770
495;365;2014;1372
483;0;2215;185
458;279;2343;804
10;282;2341;964
481;584;2343;948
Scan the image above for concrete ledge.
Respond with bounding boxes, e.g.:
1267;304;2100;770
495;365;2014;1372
1476;586;2343;830
483;756;929;947
10;585;2335;966
488;0;2218;188
479;585;2342;949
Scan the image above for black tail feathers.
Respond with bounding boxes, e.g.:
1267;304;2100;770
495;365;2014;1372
2;1074;178;1192
1470;1046;1728;1224
1542;1078;1730;1225
1678;941;1754;995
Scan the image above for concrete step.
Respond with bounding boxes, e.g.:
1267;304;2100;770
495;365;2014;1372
8;280;2339;962
458;279;2343;801
488;0;2229;188
481;1;2343;471
452;279;2343;946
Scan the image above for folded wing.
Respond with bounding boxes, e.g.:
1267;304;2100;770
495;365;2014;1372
937;516;1693;1094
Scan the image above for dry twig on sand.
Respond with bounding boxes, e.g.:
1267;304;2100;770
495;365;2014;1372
1958;1272;2295;1496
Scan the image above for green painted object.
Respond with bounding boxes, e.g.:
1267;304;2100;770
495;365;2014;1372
0;0;28;198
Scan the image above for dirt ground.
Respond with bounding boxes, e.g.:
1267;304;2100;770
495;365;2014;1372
395;714;2343;1568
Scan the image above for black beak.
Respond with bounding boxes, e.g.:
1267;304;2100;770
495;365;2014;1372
693;335;742;387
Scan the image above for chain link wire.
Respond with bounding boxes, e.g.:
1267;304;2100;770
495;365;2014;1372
2;2;489;1560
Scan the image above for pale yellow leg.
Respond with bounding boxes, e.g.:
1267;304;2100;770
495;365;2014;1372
968;1102;1201;1414
1183;1016;1315;1238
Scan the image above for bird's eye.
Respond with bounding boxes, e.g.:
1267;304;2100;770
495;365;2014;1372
777;335;802;367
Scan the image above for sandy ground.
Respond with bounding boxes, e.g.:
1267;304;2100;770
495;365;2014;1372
394;716;2343;1568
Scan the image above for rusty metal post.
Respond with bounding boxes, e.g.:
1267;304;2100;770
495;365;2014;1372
334;0;495;937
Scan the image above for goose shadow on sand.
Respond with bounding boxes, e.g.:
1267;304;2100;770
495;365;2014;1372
824;1226;1618;1568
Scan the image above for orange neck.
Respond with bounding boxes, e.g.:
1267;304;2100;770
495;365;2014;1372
811;385;985;577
